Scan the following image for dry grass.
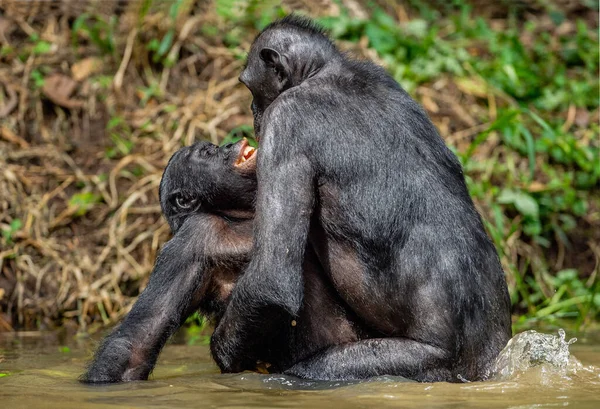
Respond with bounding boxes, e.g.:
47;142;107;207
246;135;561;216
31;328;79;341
0;0;260;332
0;0;598;332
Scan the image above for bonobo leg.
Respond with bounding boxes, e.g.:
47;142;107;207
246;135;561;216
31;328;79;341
284;339;453;382
81;214;236;383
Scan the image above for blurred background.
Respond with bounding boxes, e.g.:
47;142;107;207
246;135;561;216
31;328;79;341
0;0;598;336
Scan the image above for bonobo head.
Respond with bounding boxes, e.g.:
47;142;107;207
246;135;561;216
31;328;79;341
159;139;257;232
239;15;340;135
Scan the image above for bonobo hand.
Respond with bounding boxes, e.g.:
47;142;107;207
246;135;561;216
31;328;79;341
210;302;264;373
210;277;294;374
210;314;245;373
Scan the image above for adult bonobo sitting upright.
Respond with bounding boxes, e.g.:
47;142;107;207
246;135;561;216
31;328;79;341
211;15;512;382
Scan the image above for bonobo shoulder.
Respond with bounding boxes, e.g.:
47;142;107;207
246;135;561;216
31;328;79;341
264;82;338;124
261;91;305;132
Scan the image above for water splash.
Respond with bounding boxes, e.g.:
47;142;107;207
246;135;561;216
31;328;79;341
491;329;583;382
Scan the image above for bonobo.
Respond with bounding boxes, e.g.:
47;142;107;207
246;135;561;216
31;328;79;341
81;139;365;383
81;140;257;383
211;15;512;382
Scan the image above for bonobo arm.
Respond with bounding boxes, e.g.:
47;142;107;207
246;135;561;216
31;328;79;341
81;214;249;383
211;116;315;373
285;338;454;382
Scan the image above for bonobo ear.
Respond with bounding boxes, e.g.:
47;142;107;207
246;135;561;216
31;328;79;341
259;47;282;68
259;48;289;86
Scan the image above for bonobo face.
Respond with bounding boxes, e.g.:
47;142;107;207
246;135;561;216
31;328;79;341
159;139;257;232
239;30;296;136
239;19;333;137
239;51;284;137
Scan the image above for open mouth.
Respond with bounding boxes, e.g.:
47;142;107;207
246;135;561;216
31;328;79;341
234;138;257;168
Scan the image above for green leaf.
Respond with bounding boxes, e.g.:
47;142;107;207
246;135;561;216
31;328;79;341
107;116;124;130
405;19;428;38
497;189;539;219
10;219;22;231
30;69;45;88
2;218;22;243
33;40;52;55
68;192;102;216
518;124;536;180
513;195;539;219
146;38;160;52
156;30;175;58
169;0;184;20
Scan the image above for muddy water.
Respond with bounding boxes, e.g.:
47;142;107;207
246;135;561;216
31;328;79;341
1;329;599;409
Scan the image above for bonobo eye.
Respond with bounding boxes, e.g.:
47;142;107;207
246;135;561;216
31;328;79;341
174;195;198;210
198;144;218;158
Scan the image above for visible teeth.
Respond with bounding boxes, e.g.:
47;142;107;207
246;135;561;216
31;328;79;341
236;145;255;165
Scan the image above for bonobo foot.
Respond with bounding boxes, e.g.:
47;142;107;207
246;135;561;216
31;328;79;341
284;338;455;382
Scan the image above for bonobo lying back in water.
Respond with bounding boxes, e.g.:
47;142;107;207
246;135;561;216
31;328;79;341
210;15;512;382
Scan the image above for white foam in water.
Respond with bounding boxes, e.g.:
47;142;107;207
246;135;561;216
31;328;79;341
491;329;583;382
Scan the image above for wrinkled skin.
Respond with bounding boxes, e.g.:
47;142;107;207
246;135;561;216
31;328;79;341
211;15;511;382
81;140;368;383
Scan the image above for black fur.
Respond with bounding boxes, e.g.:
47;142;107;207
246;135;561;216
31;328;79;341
81;141;256;383
81;140;372;383
211;15;512;382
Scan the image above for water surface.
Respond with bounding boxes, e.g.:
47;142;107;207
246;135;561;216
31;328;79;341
1;329;599;409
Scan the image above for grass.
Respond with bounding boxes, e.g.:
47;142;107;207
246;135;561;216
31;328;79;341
0;0;597;334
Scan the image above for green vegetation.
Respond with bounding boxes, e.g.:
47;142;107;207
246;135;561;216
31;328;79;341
72;13;118;56
1;219;22;246
185;312;212;346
